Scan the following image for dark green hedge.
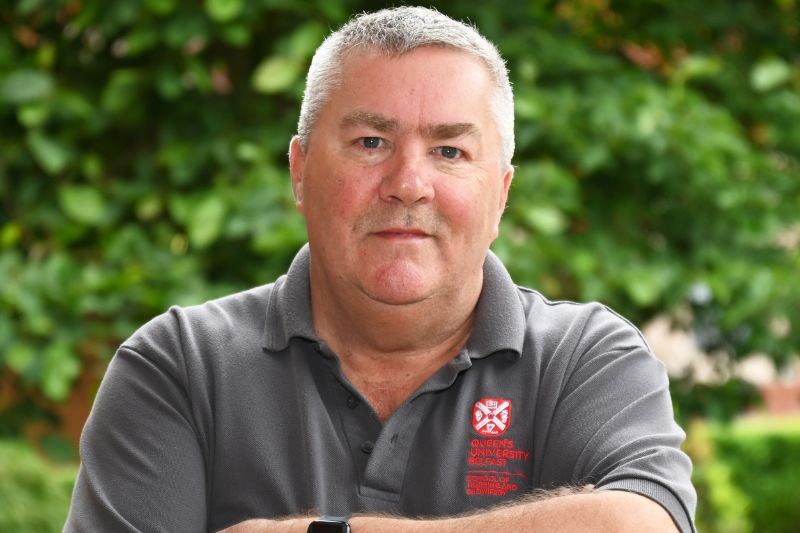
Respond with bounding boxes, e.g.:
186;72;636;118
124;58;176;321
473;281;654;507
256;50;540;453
714;426;800;532
687;418;800;533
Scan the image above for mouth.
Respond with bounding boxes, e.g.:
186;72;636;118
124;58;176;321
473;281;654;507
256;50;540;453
373;228;431;239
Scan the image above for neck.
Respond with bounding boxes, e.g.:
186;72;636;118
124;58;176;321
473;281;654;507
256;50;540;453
310;268;481;422
310;269;482;362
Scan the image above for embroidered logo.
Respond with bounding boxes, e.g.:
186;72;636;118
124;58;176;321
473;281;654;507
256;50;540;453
472;398;512;436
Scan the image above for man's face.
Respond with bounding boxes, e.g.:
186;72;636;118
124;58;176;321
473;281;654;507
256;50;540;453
290;46;513;307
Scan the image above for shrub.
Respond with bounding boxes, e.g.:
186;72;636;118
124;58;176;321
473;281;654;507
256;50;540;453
686;417;800;532
713;419;800;533
0;440;77;533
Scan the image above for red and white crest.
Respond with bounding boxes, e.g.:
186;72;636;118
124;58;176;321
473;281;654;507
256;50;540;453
472;398;512;436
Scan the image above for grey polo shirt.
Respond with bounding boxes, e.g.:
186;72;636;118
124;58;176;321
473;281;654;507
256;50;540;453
65;245;696;532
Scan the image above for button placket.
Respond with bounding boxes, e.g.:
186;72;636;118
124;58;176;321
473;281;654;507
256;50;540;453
359;395;433;500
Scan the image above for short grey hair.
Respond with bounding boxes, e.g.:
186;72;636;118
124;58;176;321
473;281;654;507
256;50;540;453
296;6;515;170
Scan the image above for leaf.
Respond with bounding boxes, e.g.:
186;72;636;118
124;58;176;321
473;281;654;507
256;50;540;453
188;195;226;248
6;343;36;373
163;12;210;48
204;0;243;23
144;0;177;15
26;131;72;175
101;69;144;114
1;223;22;247
751;58;792;92
251;56;302;94
674;55;722;82
17;104;50;128
623;265;674;307
0;70;54;104
122;28;160;56
524;206;567;235
515;93;545;120
155;66;183;99
285;22;326;58
235;142;263;162
58;185;107;225
220;23;251;47
136;195;163;221
40;341;81;402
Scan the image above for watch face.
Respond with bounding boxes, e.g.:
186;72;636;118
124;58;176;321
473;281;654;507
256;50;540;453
308;520;350;533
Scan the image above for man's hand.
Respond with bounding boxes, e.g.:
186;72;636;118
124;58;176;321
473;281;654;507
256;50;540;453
216;487;679;532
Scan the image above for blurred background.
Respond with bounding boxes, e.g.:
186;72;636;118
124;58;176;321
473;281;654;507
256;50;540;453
1;0;799;531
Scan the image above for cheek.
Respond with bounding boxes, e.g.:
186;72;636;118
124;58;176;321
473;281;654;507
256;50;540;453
310;167;377;227
335;176;373;218
441;185;497;234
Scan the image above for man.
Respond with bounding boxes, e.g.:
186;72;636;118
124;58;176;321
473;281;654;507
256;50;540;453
65;7;696;533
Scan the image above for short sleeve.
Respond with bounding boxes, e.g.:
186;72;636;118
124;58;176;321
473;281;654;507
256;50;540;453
538;306;696;532
64;314;207;532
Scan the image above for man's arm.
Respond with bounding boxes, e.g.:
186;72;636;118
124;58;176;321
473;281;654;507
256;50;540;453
219;488;678;532
64;318;209;533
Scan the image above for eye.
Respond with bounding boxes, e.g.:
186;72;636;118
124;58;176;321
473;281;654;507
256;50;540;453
435;146;463;159
358;137;384;149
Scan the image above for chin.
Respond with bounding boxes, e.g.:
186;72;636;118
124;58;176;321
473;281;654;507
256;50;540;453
362;263;436;306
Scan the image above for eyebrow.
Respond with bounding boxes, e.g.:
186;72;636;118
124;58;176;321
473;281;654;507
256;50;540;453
340;111;400;133
340;110;479;140
423;122;479;140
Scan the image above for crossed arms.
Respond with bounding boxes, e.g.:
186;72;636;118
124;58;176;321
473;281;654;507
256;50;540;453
219;488;679;532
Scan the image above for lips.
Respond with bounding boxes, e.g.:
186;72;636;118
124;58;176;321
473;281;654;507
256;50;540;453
373;227;430;238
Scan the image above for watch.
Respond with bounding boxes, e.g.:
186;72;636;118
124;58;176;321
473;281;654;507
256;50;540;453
307;515;351;533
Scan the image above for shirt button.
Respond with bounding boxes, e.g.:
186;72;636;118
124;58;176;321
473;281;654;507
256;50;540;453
360;441;375;454
314;343;333;359
346;396;360;409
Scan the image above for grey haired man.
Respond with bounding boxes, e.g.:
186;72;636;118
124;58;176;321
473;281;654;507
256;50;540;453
65;7;696;533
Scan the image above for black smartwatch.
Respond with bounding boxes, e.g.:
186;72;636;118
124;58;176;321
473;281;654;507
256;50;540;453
307;515;351;532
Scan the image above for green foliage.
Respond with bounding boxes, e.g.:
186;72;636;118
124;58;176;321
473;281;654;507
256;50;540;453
487;1;800;369
0;440;77;532
0;1;798;423
714;421;800;532
685;420;752;533
686;418;800;533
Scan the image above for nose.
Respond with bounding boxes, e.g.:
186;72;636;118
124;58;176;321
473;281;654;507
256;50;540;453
378;146;434;206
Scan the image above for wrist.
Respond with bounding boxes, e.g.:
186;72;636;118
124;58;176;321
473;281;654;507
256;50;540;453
349;516;393;531
216;517;313;533
349;515;445;533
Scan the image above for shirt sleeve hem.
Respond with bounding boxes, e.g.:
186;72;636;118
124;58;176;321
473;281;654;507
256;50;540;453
596;478;695;533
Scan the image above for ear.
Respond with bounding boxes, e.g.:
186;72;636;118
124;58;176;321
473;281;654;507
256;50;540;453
495;166;514;232
288;136;305;213
499;166;514;214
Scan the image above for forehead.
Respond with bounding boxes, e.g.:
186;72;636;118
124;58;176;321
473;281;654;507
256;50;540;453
323;46;497;133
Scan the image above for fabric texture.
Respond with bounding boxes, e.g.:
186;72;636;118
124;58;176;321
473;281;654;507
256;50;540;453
64;245;696;532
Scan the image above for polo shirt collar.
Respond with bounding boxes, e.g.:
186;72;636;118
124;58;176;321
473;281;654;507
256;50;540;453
262;244;526;360
466;250;525;360
262;244;319;350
